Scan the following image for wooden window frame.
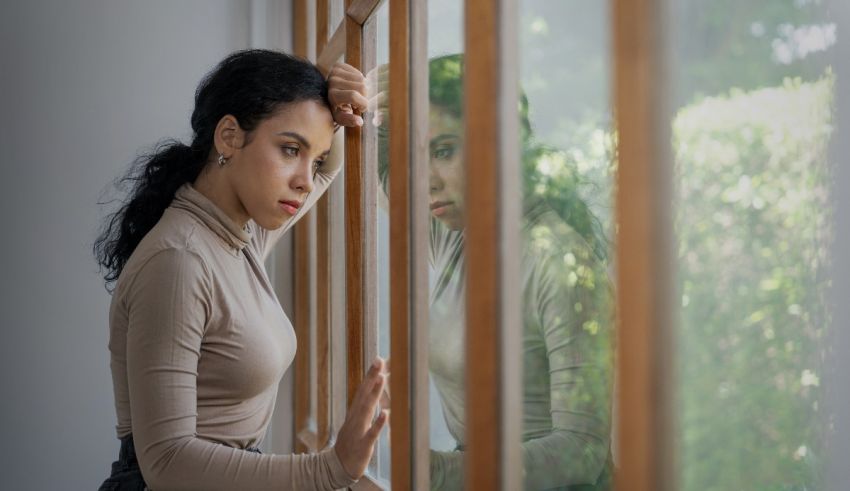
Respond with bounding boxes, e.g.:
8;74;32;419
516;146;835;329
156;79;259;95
611;0;673;490
293;0;676;489
295;0;429;489
292;0;315;456
387;0;430;489
462;0;523;489
315;0;332;452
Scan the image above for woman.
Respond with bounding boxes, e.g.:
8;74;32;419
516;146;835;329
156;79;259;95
377;54;614;490
94;49;386;490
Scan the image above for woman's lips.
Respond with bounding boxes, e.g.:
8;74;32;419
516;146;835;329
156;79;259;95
430;201;453;217
278;200;301;215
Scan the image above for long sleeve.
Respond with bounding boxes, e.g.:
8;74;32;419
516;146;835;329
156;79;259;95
428;218;614;491
520;235;614;489
124;248;356;491
254;130;344;261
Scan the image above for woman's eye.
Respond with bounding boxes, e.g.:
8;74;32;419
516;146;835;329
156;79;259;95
282;146;299;157
313;159;326;170
433;145;455;160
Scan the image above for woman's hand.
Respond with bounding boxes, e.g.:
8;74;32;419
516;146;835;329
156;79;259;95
380;357;390;412
327;62;369;128
364;64;389;127
333;357;389;479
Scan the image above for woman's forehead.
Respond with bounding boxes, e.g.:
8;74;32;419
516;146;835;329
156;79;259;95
262;101;334;147
429;106;462;133
267;100;333;127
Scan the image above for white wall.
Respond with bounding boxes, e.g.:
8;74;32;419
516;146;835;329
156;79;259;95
0;1;293;488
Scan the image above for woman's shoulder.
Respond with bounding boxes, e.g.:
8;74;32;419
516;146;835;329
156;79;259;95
113;210;211;297
521;199;598;265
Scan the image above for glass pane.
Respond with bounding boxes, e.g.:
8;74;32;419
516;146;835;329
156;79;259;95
424;1;467;489
373;0;392;485
670;1;837;489
329;144;348;442
375;2;468;486
329;0;345;35
294;214;319;451
518;2;616;489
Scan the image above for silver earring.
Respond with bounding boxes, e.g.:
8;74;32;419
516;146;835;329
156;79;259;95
217;153;228;167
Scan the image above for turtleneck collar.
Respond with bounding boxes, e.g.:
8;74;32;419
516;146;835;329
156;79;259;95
170;182;252;253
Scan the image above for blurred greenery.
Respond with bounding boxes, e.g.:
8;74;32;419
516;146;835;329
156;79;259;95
530;70;834;491
673;73;833;491
377;53;611;261
516;1;836;489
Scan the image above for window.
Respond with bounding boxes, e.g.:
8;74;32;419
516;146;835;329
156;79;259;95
287;1;846;489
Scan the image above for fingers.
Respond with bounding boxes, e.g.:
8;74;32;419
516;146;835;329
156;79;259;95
364;65;389;97
361;360;387;413
379;356;390;409
379;385;391;412
367;91;388;126
350;358;385;415
334;110;364;128
368;370;386;407
365;66;388;128
328;63;370;128
365;409;389;441
327;76;367;92
368;356;385;377
332;358;388;478
329;62;365;83
329;88;370;114
364;64;388;88
367;91;387;113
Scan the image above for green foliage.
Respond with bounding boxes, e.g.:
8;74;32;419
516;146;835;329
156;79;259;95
531;71;834;490
672;73;834;491
378;53;611;261
515;1;836;488
521;124;615;263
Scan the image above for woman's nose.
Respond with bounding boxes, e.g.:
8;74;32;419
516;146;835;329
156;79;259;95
429;164;443;192
291;162;315;194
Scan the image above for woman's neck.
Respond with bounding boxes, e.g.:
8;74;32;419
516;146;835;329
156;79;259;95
192;164;251;229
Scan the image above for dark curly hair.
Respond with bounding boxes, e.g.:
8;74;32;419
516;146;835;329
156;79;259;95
93;49;329;291
378;53;609;261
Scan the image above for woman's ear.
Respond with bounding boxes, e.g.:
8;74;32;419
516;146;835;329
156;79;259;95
213;114;245;156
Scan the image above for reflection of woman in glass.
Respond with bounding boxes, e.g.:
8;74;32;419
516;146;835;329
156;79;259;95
379;54;614;490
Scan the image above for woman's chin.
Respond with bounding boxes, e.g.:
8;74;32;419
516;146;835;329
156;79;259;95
253;213;287;231
440;217;465;231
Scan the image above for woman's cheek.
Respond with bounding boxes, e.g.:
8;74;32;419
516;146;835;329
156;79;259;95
448;160;466;204
261;157;291;181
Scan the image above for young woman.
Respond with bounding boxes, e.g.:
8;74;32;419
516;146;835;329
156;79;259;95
377;54;614;490
94;49;386;490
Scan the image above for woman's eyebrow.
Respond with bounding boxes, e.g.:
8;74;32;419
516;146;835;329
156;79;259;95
430;134;458;147
277;131;311;150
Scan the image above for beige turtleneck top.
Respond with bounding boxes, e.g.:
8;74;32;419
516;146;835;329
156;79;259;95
106;150;353;490
427;201;614;490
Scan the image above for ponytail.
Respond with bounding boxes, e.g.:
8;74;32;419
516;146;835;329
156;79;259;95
93;140;205;292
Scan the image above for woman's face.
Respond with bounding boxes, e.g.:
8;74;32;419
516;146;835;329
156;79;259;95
231;99;334;230
428;106;466;230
